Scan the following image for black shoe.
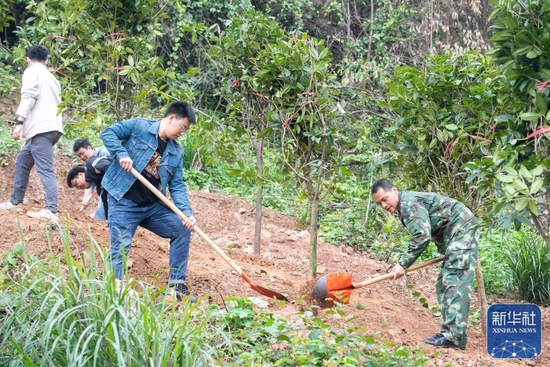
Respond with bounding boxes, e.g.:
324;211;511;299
424;334;465;350
426;333;444;339
168;283;197;303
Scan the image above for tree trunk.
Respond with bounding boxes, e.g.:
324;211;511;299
475;256;488;335
530;211;550;248
309;197;320;278
253;137;264;255
367;0;374;62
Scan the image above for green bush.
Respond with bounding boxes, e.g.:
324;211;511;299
0;45;19;97
477;230;513;296
278;309;429;367
185;169;211;190
504;228;550;305
0;122;22;166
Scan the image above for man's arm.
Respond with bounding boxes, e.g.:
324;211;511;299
90;156;112;174
99;120;135;161
95;146;111;158
13;68;38;140
80;188;94;210
15;68;39;119
166;156;194;217
100;122;136;172
12;124;23;140
166;148;196;229
171;177;196;229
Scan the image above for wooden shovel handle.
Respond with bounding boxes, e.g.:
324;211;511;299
352;256;445;289
130;168;244;276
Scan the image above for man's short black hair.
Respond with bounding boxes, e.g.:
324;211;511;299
164;101;196;125
27;45;49;62
67;166;85;188
73;139;93;153
371;179;395;194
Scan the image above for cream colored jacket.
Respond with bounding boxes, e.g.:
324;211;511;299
15;62;63;140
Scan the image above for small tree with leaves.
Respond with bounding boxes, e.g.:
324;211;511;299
209;12;286;255
382;51;518;210
15;0;175;126
468;0;550;247
252;34;348;277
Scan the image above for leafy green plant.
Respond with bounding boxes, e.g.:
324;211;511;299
0;45;19;96
0;231;217;365
15;0;178;129
477;229;513;296
463;0;550;245
504;228;550;305
408;284;429;309
381;51;516;212
249;31;349;276
469;308;482;332
184;169;210;190
277;309;430;367
0;122;23;166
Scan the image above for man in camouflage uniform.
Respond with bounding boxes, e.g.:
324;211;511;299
371;179;479;350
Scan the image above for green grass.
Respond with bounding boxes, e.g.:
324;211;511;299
504;228;550;305
477;229;513;297
0;122;22;167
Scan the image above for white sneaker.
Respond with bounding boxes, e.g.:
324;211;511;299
26;209;59;223
0;201;18;210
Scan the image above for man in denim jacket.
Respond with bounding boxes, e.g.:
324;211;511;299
100;101;197;301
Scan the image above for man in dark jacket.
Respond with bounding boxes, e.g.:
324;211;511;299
67;155;112;218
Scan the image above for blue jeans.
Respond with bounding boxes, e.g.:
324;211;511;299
107;195;191;284
94;200;107;220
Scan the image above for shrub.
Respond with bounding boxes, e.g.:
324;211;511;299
477;230;513;296
0;122;22;166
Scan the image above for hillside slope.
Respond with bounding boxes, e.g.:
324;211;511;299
0;145;546;366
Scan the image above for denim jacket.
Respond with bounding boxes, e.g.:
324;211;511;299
100;118;194;217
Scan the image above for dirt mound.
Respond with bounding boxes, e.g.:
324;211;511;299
0;146;547;366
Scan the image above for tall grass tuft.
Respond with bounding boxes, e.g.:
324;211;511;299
478;230;513;296
0;225;223;366
505;228;550;305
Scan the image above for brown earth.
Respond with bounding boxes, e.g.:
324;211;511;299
0;105;548;366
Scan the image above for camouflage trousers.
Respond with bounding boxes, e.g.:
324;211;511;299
435;227;479;347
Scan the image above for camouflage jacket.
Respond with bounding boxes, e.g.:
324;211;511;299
396;191;477;268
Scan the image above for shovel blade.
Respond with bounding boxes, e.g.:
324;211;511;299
250;283;289;301
241;273;289;301
312;273;353;305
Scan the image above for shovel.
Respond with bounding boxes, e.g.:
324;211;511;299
130;168;289;302
312;256;444;305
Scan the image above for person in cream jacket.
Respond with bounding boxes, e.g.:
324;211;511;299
0;45;63;223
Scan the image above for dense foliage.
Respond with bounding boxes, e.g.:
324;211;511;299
381;51;517;210
477;0;550;244
504;228;550;305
